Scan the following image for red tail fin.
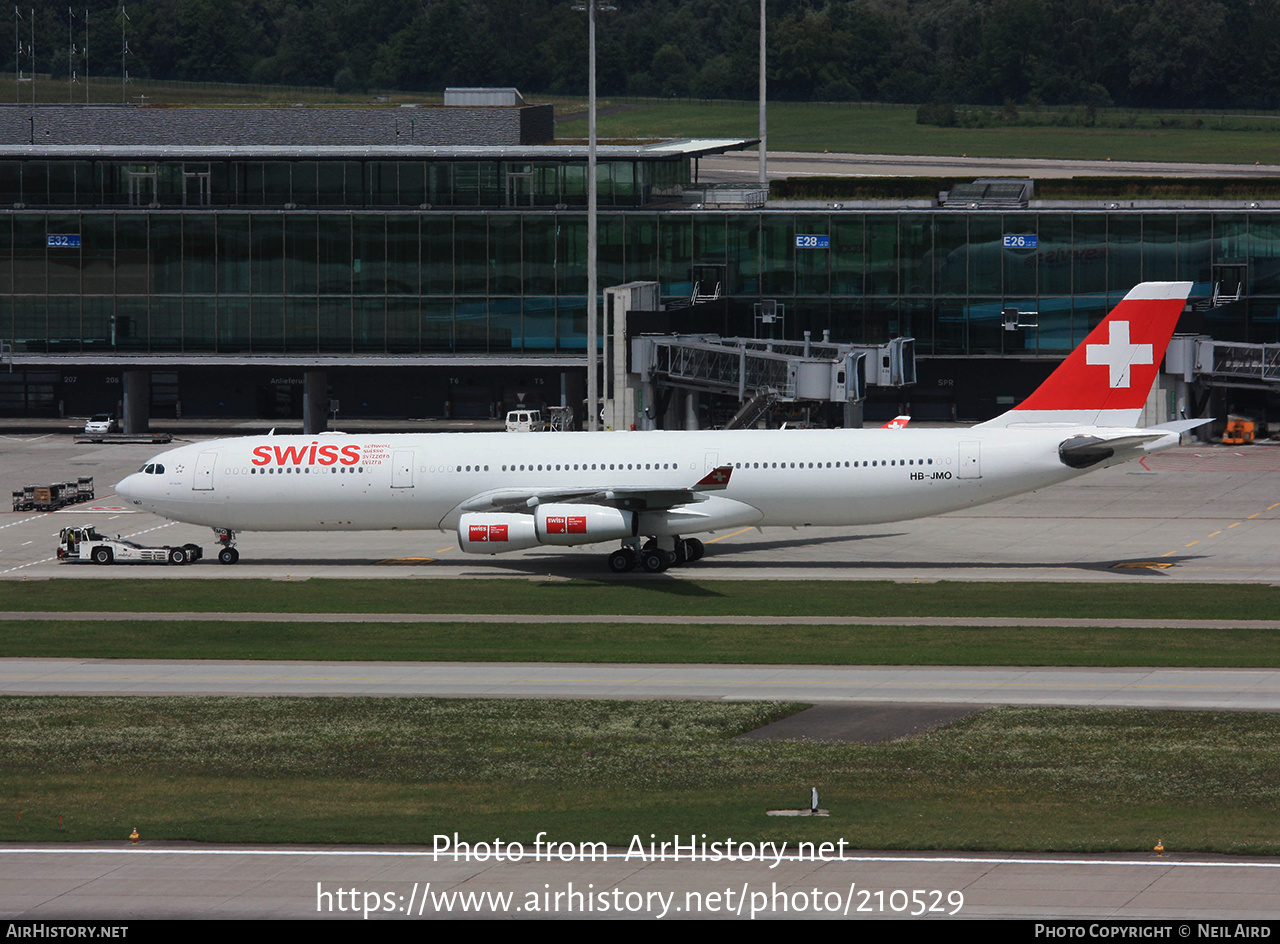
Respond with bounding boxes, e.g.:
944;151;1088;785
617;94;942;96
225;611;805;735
978;282;1192;429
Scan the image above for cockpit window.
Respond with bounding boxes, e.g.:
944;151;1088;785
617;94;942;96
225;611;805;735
140;463;164;474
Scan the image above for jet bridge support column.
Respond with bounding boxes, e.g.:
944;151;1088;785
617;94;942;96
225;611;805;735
303;370;329;435
122;370;149;434
684;391;700;430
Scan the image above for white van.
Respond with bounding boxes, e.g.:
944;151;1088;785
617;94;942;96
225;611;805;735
505;410;544;432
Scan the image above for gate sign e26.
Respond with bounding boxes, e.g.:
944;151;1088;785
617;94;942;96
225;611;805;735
47;234;81;248
1002;234;1037;249
795;234;831;249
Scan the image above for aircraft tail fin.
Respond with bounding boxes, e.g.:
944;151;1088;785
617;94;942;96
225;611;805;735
977;282;1192;429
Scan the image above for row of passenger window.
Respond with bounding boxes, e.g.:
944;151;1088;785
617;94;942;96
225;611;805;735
242;466;367;473
734;458;935;468
501;462;681;472
492;459;938;473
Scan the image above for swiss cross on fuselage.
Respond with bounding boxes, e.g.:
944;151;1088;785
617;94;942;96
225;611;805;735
1085;320;1152;388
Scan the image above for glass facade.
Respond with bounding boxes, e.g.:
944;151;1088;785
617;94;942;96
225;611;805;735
0;157;686;210
2;207;1274;357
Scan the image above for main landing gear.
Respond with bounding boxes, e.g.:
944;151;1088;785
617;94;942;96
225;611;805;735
607;536;705;574
213;527;239;565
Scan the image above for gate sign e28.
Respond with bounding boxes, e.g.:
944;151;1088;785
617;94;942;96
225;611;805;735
795;234;831;249
1002;234;1037;249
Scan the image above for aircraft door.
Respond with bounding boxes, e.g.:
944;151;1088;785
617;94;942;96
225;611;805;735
392;450;414;488
193;451;217;490
957;441;981;479
704;452;719;472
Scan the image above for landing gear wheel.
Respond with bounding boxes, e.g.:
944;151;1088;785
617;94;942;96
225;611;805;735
641;549;669;573
607;549;637;573
167;548;187;565
685;538;705;562
213;528;237;564
672;539;689;566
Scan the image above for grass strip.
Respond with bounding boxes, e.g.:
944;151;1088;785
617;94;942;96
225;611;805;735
567;100;1280;164
5;579;1280;622
2;620;1279;666
4;697;1279;854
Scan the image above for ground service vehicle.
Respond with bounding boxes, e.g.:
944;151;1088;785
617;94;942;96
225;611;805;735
57;525;202;565
84;414;120;436
13;477;94;512
505;410;544;432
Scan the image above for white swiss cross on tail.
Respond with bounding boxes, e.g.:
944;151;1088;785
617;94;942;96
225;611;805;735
978;281;1192;429
1085;320;1153;389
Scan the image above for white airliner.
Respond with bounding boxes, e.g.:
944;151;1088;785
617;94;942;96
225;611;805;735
116;282;1202;572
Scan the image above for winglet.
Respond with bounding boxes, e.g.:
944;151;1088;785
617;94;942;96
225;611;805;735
693;465;733;490
882;415;910;429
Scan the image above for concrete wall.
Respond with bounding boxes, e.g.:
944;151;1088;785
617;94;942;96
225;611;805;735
1;105;555;148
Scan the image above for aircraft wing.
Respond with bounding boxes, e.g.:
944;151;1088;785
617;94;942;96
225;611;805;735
458;465;734;514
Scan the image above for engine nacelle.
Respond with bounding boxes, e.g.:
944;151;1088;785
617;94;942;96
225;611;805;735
536;503;636;546
458;513;540;554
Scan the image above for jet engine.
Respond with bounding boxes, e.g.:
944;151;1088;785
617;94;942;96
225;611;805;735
457;513;540;554
534;503;637;546
457;504;636;554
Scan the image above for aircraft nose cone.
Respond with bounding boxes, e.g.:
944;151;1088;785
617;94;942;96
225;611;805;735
115;473;140;503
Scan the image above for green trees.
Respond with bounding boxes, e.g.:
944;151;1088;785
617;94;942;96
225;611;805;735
6;0;1279;108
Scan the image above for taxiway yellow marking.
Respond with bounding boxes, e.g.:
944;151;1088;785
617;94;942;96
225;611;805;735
376;557;436;565
705;527;754;545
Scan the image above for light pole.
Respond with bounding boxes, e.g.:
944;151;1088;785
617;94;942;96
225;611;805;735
587;0;598;431
759;0;767;187
576;1;614;432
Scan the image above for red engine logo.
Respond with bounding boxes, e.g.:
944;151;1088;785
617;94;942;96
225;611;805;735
469;524;508;543
546;516;586;534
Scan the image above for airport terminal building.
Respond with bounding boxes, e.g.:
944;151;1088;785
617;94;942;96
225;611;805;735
0;102;1274;426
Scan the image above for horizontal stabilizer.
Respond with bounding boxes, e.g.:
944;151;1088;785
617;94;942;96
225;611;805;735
1058;418;1208;470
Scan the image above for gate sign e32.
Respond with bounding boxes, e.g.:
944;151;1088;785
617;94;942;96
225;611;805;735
46;234;81;248
1002;234;1037;249
795;234;831;249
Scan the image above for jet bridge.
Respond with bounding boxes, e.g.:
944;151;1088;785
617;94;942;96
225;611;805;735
1169;337;1280;392
631;333;915;430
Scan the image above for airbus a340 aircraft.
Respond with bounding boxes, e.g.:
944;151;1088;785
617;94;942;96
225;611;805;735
116;282;1202;572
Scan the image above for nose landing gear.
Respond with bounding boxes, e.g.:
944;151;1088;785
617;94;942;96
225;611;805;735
213;528;239;564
